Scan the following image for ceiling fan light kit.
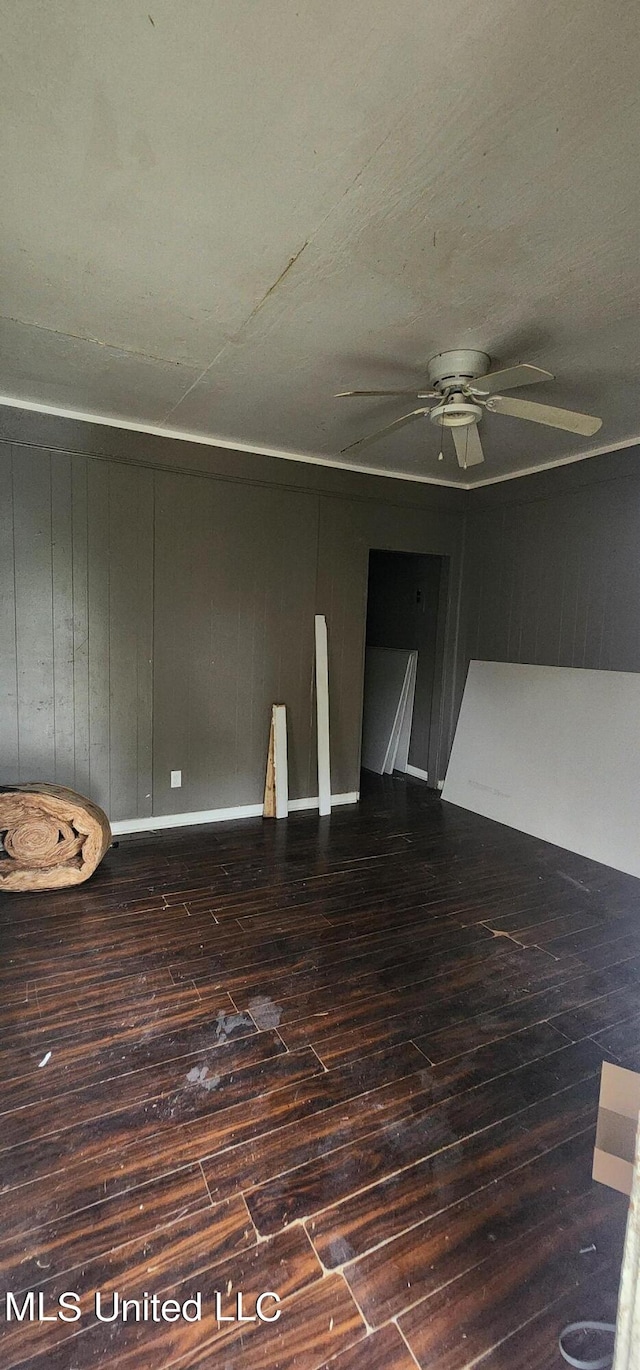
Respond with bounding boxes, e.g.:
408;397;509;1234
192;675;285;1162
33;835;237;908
337;347;602;471
429;399;483;428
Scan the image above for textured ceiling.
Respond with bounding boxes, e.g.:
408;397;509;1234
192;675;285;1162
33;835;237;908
1;0;638;487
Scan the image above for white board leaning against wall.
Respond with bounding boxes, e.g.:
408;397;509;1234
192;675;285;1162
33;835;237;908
442;661;640;880
361;648;418;776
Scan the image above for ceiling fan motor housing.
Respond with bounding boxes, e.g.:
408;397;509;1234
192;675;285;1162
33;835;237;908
427;349;490;391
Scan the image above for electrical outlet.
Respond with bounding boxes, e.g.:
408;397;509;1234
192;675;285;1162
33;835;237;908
170;770;182;788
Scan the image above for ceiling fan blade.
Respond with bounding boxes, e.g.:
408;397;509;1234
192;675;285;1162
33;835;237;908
335;389;436;398
452;424;485;469
340;407;430;454
471;363;554;395
487;395;602;435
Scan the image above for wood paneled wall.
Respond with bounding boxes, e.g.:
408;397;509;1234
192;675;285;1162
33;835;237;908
464;450;640;674
153;472;319;816
5;408;637;824
0;444;153;820
0;409;466;821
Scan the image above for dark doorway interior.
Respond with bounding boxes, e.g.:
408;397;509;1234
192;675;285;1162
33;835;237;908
364;549;444;782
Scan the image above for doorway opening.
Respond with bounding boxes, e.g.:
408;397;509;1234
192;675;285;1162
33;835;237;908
361;549;447;787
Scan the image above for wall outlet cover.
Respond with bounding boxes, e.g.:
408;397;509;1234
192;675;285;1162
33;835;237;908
170;770;182;788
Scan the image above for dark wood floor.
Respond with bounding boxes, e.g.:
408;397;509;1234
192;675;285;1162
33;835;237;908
1;774;639;1369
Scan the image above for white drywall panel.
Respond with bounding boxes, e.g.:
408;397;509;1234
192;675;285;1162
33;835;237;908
362;648;415;775
387;651;418;774
443;661;640;878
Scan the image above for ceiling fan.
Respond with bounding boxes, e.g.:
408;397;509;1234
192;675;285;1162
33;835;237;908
336;349;602;469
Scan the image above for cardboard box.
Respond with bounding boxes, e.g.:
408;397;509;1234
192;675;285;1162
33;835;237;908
593;1061;640;1197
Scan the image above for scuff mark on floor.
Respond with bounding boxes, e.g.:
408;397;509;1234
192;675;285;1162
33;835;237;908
486;927;526;947
248;995;282;1029
214;1010;253;1042
555;870;592;892
185;1064;221;1092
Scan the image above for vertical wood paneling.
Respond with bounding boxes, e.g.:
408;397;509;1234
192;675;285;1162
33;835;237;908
514;503;541;663
135;475;155;819
87;462;111;812
2;421;465;821
152;472;318;815
13;447;56;779
108;465;154;821
71;455;91;793
534;507;555;665
212;482;256;805
152;471;192;813
0;446;154;821
465;472;640;678
107;469;134;813
472;508;506;662
534;502;564;664
505;506;524;661
236;485;274;800
462;519;482;664
232;483;264;803
580;515;608;668
50;453;75;784
0;444;19;776
604;484;640;671
556;501;582;668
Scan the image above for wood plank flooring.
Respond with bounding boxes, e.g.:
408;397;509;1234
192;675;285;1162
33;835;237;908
1;772;639;1368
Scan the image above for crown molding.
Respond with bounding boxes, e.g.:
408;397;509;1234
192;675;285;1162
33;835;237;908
0;395;459;488
467;433;640;487
0;394;637;491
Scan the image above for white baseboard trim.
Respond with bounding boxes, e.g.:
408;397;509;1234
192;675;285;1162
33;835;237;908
111;792;359;836
405;764;430;783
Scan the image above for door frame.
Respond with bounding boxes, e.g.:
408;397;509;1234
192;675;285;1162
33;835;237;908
358;547;454;787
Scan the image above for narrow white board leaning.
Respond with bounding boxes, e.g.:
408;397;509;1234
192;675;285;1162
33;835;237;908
273;703;289;819
315;614;331;816
442;661;640;880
